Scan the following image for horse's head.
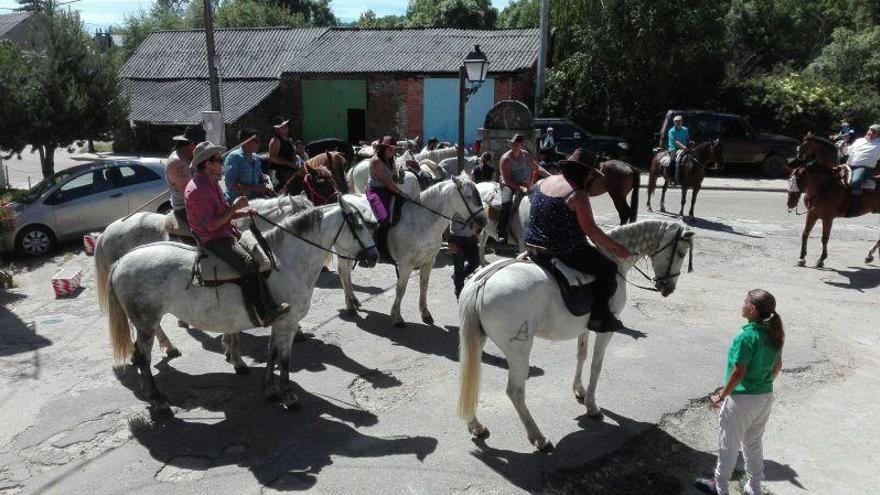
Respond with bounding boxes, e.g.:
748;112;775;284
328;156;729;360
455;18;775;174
797;133;837;165
337;195;379;267
787;162;837;212
648;223;695;297
449;174;488;231
709;138;724;166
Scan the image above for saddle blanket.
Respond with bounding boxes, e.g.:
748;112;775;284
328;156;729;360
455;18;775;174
148;231;272;283
525;248;597;317
660;150;684;169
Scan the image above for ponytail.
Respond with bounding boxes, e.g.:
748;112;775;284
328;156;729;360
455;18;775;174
748;289;785;352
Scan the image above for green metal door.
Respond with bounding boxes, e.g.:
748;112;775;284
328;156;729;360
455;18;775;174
301;80;367;143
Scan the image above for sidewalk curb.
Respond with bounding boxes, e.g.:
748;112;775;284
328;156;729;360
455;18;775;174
638;184;787;193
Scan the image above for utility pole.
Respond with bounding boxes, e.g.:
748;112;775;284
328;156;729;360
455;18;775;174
204;0;221;112
534;0;550;117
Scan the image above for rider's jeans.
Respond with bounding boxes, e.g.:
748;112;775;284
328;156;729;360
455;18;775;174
851;166;873;194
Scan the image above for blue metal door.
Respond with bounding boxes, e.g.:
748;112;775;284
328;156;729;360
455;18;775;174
423;78;495;147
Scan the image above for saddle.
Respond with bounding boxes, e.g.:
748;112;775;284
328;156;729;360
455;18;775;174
165;211;194;238
659;150;684;169
525;244;596;316
192;231;272;284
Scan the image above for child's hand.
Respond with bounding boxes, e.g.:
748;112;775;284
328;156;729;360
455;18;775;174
447;242;459;254
709;394;723;410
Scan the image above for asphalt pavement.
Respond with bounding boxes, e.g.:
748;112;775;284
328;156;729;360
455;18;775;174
0;186;877;494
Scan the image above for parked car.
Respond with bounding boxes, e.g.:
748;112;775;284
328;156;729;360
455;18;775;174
2;160;170;257
657;110;799;177
534;118;630;160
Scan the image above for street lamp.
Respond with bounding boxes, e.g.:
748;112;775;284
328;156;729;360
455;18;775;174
458;45;490;172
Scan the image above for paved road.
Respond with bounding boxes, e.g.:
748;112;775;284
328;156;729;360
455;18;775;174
0;188;877;494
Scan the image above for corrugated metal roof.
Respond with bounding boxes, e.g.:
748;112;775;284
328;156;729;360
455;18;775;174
0;12;31;38
121;79;278;125
119;27;328;80
294;28;539;74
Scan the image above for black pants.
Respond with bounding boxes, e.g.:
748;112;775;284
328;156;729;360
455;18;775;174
173;207;189;226
451;235;480;298
203;237;278;323
555;244;618;321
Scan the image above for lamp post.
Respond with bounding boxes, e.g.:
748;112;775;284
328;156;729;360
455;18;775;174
458;45;490;172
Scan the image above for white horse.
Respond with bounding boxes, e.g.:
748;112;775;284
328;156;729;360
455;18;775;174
415;146;459;164
94;195;313;358
106;197;378;413
345;159;422;197
458;219;694;450
475;182;529;265
338;175;488;326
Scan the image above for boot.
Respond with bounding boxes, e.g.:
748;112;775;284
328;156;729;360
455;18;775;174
846;193;861;218
373;223;394;263
496;203;512;244
251;274;290;326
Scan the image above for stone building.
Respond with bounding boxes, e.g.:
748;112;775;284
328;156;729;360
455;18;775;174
118;27;539;152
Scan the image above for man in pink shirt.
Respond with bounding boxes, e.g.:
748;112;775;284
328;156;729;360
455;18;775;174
185;141;290;326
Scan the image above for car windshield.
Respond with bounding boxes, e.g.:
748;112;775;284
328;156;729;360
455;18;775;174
18;168;80;203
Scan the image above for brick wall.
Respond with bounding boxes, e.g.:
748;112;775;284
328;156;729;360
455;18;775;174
400;77;423;141
227;78;300;151
493;71;535;111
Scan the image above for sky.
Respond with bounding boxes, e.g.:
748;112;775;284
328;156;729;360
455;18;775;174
0;0;514;30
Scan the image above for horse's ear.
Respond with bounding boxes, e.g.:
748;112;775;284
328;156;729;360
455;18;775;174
806;131;814;138
451;174;462;186
681;230;695;240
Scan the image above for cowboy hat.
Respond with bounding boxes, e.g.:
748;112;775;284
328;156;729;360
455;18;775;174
507;133;526;144
273;117;290;130
172;126;206;143
236;128;260;149
558;149;603;176
192;141;227;168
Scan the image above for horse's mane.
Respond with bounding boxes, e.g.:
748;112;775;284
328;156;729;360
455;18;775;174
807;135;836;151
250;194;313;218
306;151;344;169
418;179;447;204
608;219;681;254
263;205;324;245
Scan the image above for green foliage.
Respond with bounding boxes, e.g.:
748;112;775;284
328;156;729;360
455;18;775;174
406;0;497;28
215;0;307;28
0;44;34;156
736;73;852;138
354;10;406;28
497;0;538;28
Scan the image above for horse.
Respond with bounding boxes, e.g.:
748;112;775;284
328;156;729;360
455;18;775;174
305;138;354;168
345;158;424;198
94;195;313;358
457;219;695;451
647;140;723;218
338;175;488;326
866;234;880;264
787;135;880;267
414;146;459;164
106;197;378;413
280;151;348;200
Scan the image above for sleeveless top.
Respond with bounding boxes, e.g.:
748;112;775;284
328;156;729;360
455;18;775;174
501;149;533;185
368;157;396;189
525;189;588;256
273;135;296;167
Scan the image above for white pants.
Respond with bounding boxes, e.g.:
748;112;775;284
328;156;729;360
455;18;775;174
714;393;774;495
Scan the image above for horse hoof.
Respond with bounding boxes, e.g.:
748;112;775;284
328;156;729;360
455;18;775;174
867;256;874;263
293;331;315;343
535;440;554;453
177;320;189;329
281;393;300;410
573;391;585;404
421;314;434;325
646;205;653;212
150;405;174;421
393;320;406;328
470;424;490;439
816;260;824;268
660;207;666;213
796;259;806;267
586;405;603;418
165;348;182;359
234;365;250;375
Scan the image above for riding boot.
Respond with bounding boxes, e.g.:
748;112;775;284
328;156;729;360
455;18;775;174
674;160;683;185
374;223;393;263
846;193;862;218
496;203;512;243
239;274;266;327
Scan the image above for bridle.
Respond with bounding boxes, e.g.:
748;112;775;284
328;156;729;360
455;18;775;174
621;226;694;292
406;180;485;228
253;202;376;263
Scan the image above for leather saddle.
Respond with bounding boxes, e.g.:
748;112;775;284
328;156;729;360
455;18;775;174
525;244;596;316
168;231;273;285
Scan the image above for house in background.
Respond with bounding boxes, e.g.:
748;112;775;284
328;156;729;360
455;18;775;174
119;27;539;152
0;12;47;51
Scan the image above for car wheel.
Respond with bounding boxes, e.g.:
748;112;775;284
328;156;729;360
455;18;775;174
762;155;787;178
16;225;56;257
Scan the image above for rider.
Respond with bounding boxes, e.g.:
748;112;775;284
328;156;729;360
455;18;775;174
420;137;439;154
668;115;690;185
268;117;302;190
541;126;556;150
471;152;494;183
184;141;290;326
831;112;857;155
165;125;205;227
497;133;550;243
403;155;432;190
365;135;410;260
845;124;880;217
524;149;631;333
223;129;275;202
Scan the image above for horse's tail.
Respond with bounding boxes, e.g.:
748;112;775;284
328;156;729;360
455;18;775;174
629;164;640;223
457;280;485;423
94;234;111;312
107;262;134;361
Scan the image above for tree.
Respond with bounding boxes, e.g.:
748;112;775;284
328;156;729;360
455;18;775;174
214;0;307;28
271;0;337;26
406;0;497;28
0;44;33;158
355;10;406;28
497;0;538;29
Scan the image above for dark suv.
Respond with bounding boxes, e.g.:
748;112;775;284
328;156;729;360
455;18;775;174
535;118;631;161
658;110;798;177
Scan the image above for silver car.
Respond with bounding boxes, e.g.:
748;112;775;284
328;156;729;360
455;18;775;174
3;160;170;257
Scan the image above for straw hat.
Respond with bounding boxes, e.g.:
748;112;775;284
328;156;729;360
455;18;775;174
191;141;227;168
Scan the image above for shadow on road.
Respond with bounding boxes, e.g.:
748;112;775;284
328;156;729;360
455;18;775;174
339;309;544;377
115;362;437;490
0;292;52;365
822;266;880;292
470;409;802;494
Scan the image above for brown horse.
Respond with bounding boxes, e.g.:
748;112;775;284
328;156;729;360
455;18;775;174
647;140;722;219
788;135;880;267
280;151;347;203
590;159;641;224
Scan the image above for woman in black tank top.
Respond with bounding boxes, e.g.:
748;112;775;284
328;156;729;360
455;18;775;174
525;149;631;332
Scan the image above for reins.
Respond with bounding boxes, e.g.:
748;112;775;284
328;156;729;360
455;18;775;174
406;182;485;227
617;227;694;292
252;208;372;262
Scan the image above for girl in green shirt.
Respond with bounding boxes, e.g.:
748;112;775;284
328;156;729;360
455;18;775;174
695;289;785;495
